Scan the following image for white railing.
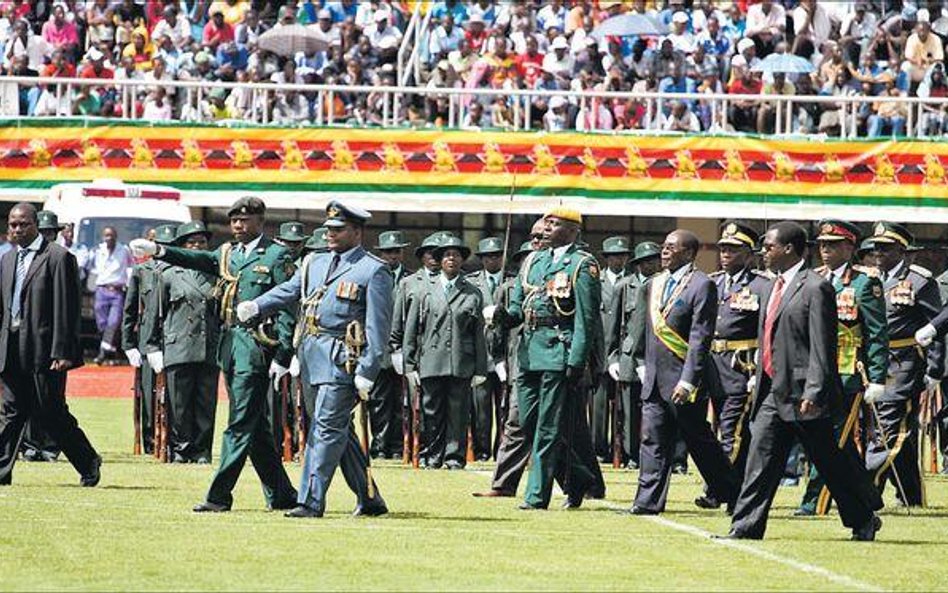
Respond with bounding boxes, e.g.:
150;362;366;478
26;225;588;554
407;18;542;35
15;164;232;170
3;75;948;138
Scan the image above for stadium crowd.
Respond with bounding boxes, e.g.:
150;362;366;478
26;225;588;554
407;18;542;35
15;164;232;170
1;1;947;136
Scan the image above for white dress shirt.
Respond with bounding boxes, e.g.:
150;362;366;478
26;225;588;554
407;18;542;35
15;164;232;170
90;242;133;287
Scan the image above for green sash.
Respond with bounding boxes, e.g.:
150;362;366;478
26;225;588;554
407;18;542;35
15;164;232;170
649;271;690;360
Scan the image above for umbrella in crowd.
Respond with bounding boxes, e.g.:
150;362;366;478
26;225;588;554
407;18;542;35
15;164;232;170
257;24;329;57
932;16;948;37
590;13;669;39
750;53;815;74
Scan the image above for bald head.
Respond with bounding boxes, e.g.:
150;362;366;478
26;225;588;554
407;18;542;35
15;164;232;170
662;229;699;271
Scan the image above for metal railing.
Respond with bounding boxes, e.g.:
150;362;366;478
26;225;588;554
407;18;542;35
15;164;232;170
3;75;948;138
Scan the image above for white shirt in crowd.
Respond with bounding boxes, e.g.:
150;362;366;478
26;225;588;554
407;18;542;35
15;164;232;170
89;242;133;287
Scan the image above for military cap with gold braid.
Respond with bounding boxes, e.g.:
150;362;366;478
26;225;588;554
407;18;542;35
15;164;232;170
323;199;371;228
870;221;912;247
544;206;582;225
816;219;860;244
717;220;758;249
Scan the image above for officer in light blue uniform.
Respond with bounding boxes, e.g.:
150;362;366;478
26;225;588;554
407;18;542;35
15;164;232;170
245;200;393;518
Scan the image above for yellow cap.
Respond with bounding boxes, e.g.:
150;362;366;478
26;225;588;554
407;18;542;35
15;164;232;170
544;206;582;225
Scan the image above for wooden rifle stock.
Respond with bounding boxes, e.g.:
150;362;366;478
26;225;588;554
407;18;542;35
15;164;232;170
280;375;293;462
132;367;142;455
401;375;411;464
411;377;421;469
154;370;168;463
612;382;625;469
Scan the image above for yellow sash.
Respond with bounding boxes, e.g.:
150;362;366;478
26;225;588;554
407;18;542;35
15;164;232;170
649;271;690;360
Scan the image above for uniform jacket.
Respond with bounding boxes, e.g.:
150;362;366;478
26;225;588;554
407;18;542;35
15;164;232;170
0;238;82;371
256;245;393;386
152;266;221;367
606;272;647;383
753;267;840;422
466;268;510;369
403;274;488;379
598;269;625;375
709;267;770;396
390;268;436;353
502;245;601;373
159;235;296;373
121;259;170;354
640;264;717;403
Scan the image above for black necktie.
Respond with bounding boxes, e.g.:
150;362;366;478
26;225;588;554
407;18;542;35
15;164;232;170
326;253;340;281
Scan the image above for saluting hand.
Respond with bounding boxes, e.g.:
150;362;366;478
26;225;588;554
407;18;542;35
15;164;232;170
129;239;158;259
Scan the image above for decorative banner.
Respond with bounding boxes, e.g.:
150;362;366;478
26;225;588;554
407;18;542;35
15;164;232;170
1;118;948;221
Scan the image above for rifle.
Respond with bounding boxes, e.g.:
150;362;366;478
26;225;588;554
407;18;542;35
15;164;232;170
154;370;168;463
411;374;422;469
280;374;293;462
295;376;306;460
133;366;142;455
612;381;625;469
924;383;942;474
401;375;411;464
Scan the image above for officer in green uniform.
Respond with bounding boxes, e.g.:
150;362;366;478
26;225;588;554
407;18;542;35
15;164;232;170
592;236;631;462
275;221;307;260
369;230;413;459
121;223;177;455
466;236;507;460
150;221;221;464
797;220;888;516
489;207;602;509
129;196;298;512
934;266;948;475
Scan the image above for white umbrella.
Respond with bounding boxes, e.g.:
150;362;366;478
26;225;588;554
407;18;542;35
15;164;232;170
591;13;669;39
750;53;815;74
257;24;329;57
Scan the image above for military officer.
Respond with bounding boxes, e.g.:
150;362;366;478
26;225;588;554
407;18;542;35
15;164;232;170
488;208;602;510
404;235;487;469
865;222;943;507
795;219;888;515
150;221;221;464
275;221;307;260
932;265;948;475
591;236;631;462
694;222;770;510
369;230;413;459
242;200;392;518
129;196;298;512
606;241;661;470
466;236;507;461
122;224;177;456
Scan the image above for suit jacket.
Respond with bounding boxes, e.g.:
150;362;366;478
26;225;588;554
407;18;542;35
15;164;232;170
0;238;82;372
256;245;394;386
753;267;840;422
152;266;220;367
640;264;717;403
404;274;487;380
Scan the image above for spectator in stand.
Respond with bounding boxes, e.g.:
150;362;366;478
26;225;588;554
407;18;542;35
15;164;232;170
33;83;70;117
152;6;192;51
661;100;700;132
904;17;944;86
41;4;79;62
209;0;249;26
536;0;567;34
462;100;485;129
203;8;235;52
235;9;266;49
431;0;468;25
510;10;546;55
686;43;717;88
696;69;723;130
792;0;833;62
919;63;948;136
273;89;310;124
757;72;795;134
745;0;785;58
4;19;48;73
85;0;116;51
114;0;146;47
429;14;463;66
154;35;181;76
819;70;859;136
464;13;488;54
867;80;907;137
144;57;175;98
575;93;614;132
731;37;760;82
490;95;514;129
43;48;77;79
79;47;114;80
696;15;730;76
727;61;762;133
368;10;402;52
516;35;544;89
792;74;820;133
203;88;237;120
722;3;746;50
216;41;248;82
542;35;574;86
818;43;847;90
7;55;38;115
122;27;155;72
839;2;878;65
667;11;695;55
142;87;173;121
653;37;691;103
543;95;567;131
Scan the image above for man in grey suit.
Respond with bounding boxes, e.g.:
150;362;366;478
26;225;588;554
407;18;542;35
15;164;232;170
240;201;392;518
725;221;882;541
630;230;740;515
404;235;488;470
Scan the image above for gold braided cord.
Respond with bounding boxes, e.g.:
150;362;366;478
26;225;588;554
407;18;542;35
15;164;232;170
215;243;241;325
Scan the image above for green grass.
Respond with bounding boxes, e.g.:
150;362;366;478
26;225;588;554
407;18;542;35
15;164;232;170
2;398;947;592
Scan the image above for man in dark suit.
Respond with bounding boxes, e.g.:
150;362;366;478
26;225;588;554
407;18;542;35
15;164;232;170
0;203;101;486
631;230;741;515
726;221;882;541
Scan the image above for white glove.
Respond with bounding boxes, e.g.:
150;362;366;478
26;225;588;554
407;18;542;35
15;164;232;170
355;375;374;400
863;383;885;405
608;362;620;382
482;305;497;323
146;350;164;373
407;370;420;387
635;365;646;383
471;375;487;387
925;375;940;391
916;323;937;347
236;301;259;323
129;238;158;259
289;355;300;378
269;360;289;390
391;350;405;375
124;348;142;368
495;361;508;383
747;374;757;395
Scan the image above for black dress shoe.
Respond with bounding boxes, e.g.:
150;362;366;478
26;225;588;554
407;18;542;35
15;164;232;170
851;514;882;541
268;499;298;511
80;456;102;487
627;505;659;515
444;460;465;470
193;501;230;513
284;505;323;518
518;502;544;511
562;494;583;509
352;504;389;517
712;529;760;540
22;448;43;462
694;495;722;510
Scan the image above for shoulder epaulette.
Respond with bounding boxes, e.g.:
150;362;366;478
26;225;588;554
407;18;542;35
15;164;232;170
910;264;933;279
752;269;776;279
709;270;725;277
852;264;880;278
814;265;828;274
364;251;386;265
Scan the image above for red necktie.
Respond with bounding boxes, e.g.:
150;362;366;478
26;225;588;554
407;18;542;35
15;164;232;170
761;276;785;378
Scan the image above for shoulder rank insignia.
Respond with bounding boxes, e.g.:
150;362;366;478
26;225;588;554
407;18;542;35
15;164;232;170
910;264;933;279
730;287;759;311
852;264;880;279
588;263;599;279
837;287;858;321
890;280;915;306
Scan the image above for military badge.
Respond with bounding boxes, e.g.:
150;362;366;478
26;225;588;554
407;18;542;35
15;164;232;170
336;281;359;300
730;287;759;311
837;287;858;321
725;222;738;235
890;280;915;306
252;265;270;274
588;264;599;279
874;222;886;237
547;272;572;298
821;223;834;235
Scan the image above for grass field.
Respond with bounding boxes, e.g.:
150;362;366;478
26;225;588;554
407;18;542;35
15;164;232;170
2;398;947;592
